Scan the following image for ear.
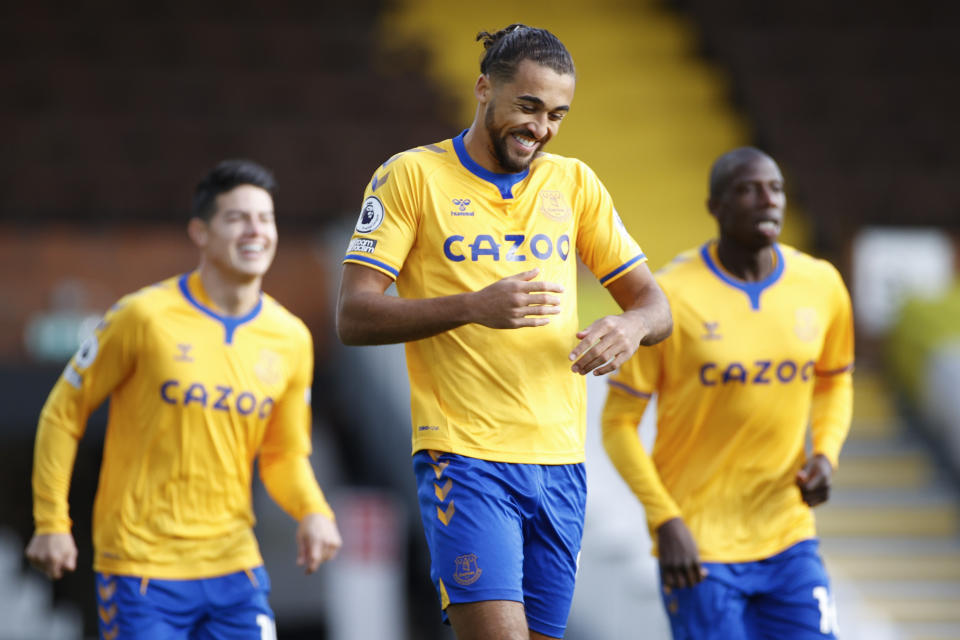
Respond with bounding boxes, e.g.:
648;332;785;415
706;197;720;220
187;217;208;248
474;74;492;104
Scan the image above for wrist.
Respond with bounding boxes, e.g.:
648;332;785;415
455;291;477;325
655;515;683;533
812;451;835;471
301;505;335;522
621;308;650;344
448;291;482;328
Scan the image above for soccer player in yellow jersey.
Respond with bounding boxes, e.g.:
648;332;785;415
26;159;342;639
337;24;672;640
602;147;854;639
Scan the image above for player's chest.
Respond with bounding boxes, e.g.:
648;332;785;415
141;318;290;412
416;181;576;265
675;289;828;385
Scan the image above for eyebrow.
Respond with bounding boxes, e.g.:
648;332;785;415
517;95;571;112
223;209;274;215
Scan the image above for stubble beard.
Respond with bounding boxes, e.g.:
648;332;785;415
485;106;534;174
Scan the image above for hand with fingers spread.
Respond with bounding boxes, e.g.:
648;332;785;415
296;512;342;574
657;517;707;590
471;268;564;329
25;532;78;580
796;453;833;507
568;311;648;376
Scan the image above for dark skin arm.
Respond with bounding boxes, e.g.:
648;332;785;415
336;261;671;375
796;453;833;507
657;517;708;589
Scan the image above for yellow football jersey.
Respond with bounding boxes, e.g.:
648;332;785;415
32;272;333;579
343;132;647;464
603;242;854;562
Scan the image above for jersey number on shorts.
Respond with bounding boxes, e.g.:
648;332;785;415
256;614;277;640
812;585;838;635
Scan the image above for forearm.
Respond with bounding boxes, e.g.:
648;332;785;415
260;453;334;521
337;289;474;345
811;370;854;468
32;414;82;533
601;392;681;528
606;266;673;347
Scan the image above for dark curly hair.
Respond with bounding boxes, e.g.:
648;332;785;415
476;24;575;82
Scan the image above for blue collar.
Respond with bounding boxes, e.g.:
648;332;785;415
452;129;530;199
177;273;263;344
700;242;784;311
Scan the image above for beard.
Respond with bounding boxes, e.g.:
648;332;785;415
484;105;537;173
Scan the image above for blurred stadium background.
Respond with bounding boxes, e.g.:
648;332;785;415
1;0;959;638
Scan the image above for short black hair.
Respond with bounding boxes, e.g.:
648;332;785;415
708;147;776;201
476;24;575;83
192;158;277;221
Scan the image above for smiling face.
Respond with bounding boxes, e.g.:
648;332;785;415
709;155;785;251
192;184;277;282
476;58;575;173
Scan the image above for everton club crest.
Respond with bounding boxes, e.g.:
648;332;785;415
453;553;482;585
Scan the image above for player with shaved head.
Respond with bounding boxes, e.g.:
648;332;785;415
603;147;853;639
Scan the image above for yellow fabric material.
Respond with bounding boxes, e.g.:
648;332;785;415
603;242;854;562
378;0;811;271
32;273;332;579
810;372;854;470
601;391;681;529
343;136;646;464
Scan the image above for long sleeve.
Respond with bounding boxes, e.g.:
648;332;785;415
811;264;855;469
811;371;853;469
601;385;682;530
33;302;137;534
33;379;86;534
258;337;334;522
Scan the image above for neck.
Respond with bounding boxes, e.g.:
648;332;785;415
196;261;262;316
715;239;776;283
462;117;499;173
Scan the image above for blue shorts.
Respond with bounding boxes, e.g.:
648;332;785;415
95;567;275;640
661;539;839;640
413;450;587;638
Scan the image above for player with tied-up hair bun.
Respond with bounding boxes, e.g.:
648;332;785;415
338;23;671;640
